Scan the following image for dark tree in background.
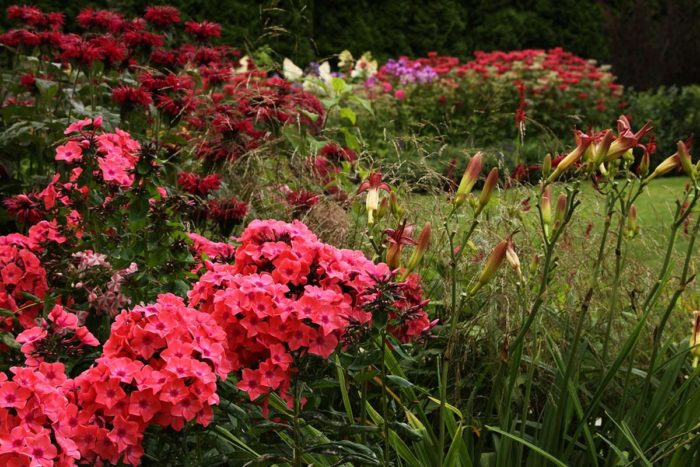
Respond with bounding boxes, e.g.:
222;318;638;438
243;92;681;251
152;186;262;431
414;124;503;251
4;0;700;88
603;0;700;89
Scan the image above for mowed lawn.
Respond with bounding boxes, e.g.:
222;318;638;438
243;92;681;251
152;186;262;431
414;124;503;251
406;177;695;267
577;177;696;266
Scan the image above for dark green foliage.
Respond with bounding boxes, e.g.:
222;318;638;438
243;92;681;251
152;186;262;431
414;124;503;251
10;0;700;88
10;0;606;67
627;85;700;163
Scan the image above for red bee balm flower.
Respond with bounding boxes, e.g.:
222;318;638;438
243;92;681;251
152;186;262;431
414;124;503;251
185;21;222;40
143;6;180;28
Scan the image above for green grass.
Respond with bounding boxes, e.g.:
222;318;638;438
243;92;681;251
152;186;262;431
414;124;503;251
404;176;694;265
399;175;698;343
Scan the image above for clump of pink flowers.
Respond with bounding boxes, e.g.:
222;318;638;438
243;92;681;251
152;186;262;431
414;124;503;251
0;238;49;330
189;219;432;405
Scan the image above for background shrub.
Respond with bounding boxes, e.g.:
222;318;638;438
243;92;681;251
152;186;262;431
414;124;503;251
627;85;700;163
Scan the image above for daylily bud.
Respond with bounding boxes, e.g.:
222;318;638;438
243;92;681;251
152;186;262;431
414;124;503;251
389;191;404;217
625;204;639;238
622;148;635;164
677;140;696;179
377;197;389;221
529;254;540;276
385;242;401;270
690;311;700;368
470;239;508;295
455;152;482;206
594;129;615;165
542;154;552;178
647;154;681;182
547;132;592;182
638;151;650;178
405;223;431;276
505;241;522;280
541;185;553;238
553;193;567;230
476;167;499;215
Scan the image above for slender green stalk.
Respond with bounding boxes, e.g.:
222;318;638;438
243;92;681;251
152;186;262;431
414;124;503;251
642;187;700;400
380;331;390;466
493;184;580;464
641;185;700;406
292;359;302;467
565;185;699;456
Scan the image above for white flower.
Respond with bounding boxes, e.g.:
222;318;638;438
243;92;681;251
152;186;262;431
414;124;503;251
234;55;252;74
338;49;354;69
282;58;304;81
351;52;377;79
318;61;332;83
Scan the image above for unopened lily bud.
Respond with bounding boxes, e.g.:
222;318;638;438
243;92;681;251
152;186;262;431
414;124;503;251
625;204;639;238
377;196;389;221
389;191;404;217
677;140;696;179
690;311;700;368
595;129;615;165
476;167;499;215
455;152;482;206
542;154;552;178
541;185;553;238
547;132;592;182
404;223;431;276
529;254;541;276
505;241;522;280
385;242;401;270
470;239;508;295
622;148;634;164
554;193;567;230
598;162;608;177
647;154;681;182
638;151;650;178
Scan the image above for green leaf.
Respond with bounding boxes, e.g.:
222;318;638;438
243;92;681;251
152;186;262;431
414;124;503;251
339;107;357;125
128;196;149;231
605;413;652;466
351;95;375;115
340;128;360;151
386;374;414;388
443;425;469;467
335;355;354;421
331;77;349;94
35;79;59;100
0;332;19;349
485;426;567;467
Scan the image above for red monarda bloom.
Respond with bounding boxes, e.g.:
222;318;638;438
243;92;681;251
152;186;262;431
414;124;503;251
76;8;125;32
319;143;357;163
184;21;222;41
7;5;64;30
143;6;181;28
112;85;153;109
286;190;320;213
177;172;221;197
122;31;164;49
207;197;248;227
3;194;44;225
